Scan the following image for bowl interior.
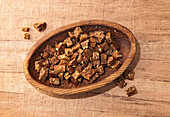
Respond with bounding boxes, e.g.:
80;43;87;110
28;25;131;89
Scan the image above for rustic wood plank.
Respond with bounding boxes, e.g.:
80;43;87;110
0;0;170;117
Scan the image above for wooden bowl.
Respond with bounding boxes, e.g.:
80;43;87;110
24;20;136;96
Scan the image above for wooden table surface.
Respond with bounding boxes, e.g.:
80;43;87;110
0;0;170;117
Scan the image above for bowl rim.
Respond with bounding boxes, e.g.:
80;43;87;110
24;20;136;95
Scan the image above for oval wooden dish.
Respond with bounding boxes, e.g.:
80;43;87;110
24;20;136;96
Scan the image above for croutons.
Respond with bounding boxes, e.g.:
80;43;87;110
35;27;124;87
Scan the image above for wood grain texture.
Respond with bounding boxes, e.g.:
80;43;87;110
0;0;170;117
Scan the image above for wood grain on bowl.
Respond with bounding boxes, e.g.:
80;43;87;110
24;20;136;96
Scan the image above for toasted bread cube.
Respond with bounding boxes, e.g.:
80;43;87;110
77;77;83;83
82;49;92;59
106;47;113;55
65;48;74;56
35;59;44;72
92;52;100;60
77;48;84;54
111;61;122;70
76;66;84;73
56;42;65;52
81;40;89;50
90;73;100;83
112;50;122;59
49;65;54;70
41;51;49;59
70;78;79;86
35;56;42;61
80;34;88;42
42;59;50;68
92;52;100;66
77;54;83;63
68;31;75;38
59;59;69;65
72;70;81;80
81;67;96;80
89;46;95;52
125;85;137;97
58;72;64;77
96;66;104;75
71;52;79;60
58;54;70;60
21;27;30;32
33;22;47;32
106;32;111;39
38;67;48;82
72;43;81;51
124;70;135;80
89;37;96;43
24;33;30;39
90;42;96;48
94;31;105;38
95;46;102;53
115;76;127;88
71;38;78;44
49;56;59;65
64;37;73;47
92;59;100;66
101;42;109;52
44;45;56;55
54;65;66;73
64;72;71;80
74;27;83;38
106;32;113;44
68;58;78;68
49;78;60;85
94;31;105;43
80;57;89;67
89;32;94;37
107;56;115;66
66;65;75;74
101;53;107;65
87;63;93;68
49;70;58;77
